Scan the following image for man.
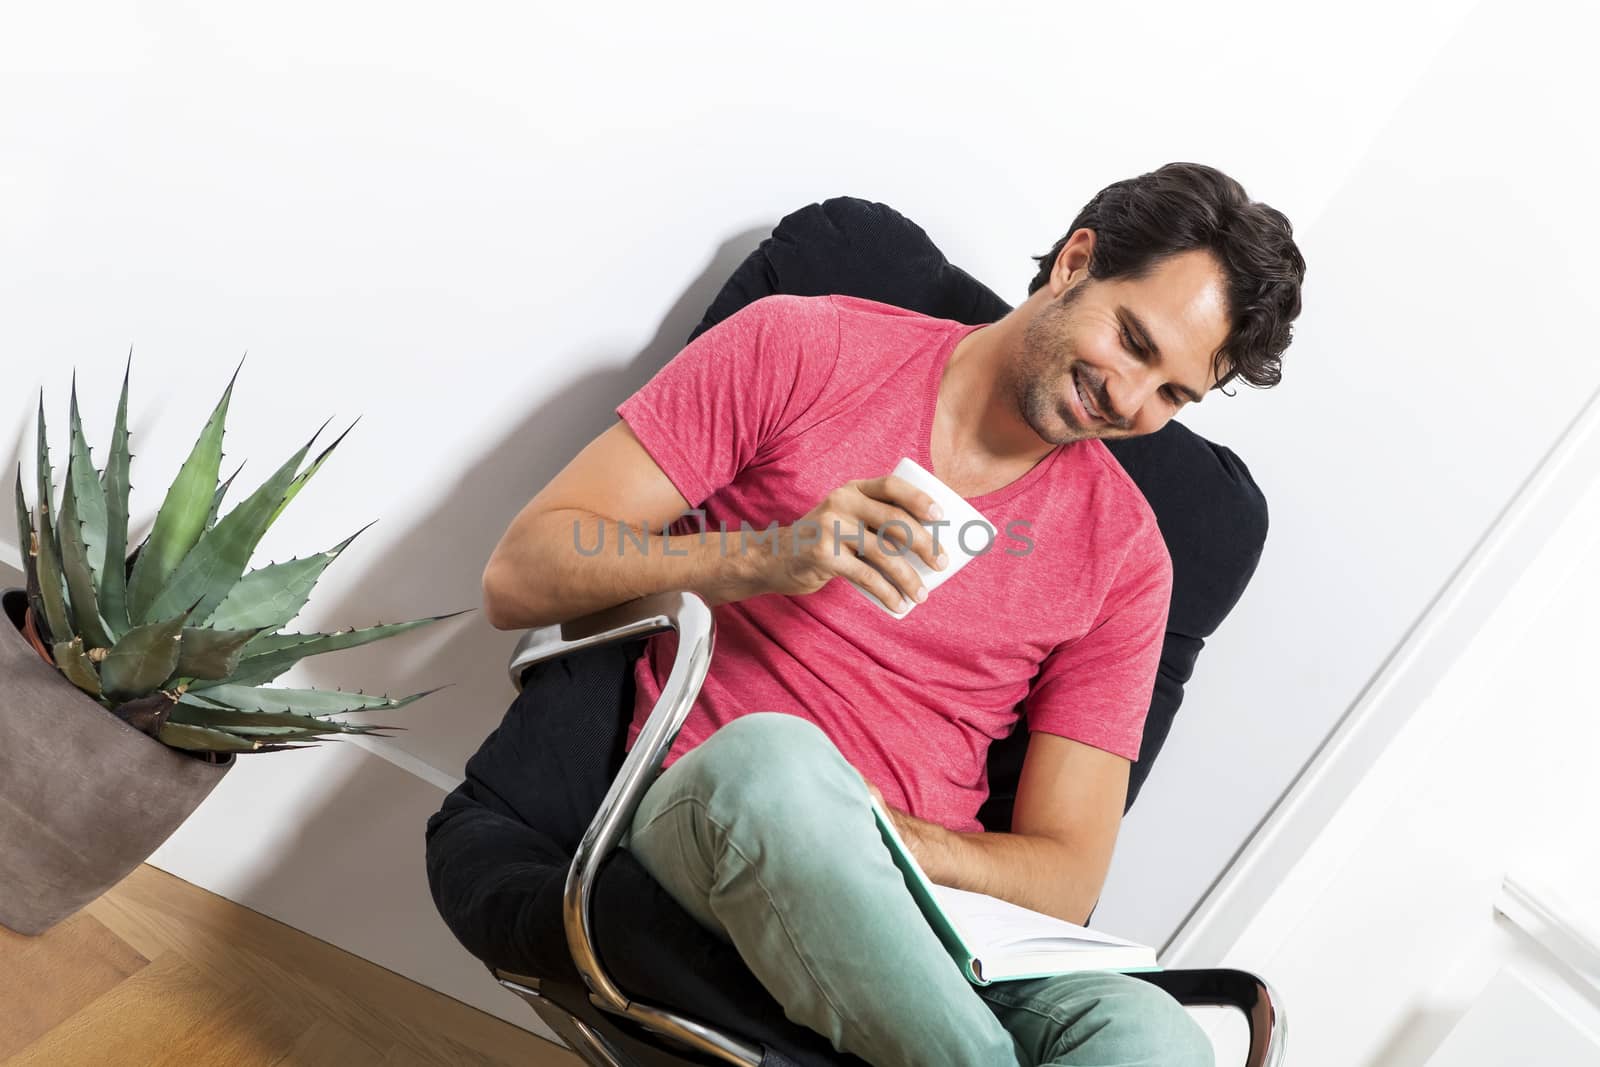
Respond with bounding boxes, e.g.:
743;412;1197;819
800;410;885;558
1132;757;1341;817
483;162;1305;1065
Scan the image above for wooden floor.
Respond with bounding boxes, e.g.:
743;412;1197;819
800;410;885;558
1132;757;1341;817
0;865;584;1066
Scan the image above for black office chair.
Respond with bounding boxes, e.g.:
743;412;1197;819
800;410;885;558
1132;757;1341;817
426;198;1284;1066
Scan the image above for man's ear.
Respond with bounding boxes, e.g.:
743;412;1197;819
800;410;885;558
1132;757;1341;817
1050;228;1097;296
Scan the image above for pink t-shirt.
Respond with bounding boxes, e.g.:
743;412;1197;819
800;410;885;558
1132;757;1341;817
615;293;1173;832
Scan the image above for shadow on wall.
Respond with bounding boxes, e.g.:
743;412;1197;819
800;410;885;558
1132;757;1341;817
1368;1003;1475;1067
0;222;776;1044
291;221;776;774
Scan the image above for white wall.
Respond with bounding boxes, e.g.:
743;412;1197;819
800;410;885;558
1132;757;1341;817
1197;400;1600;1066
3;0;1596;1038
1104;0;1600;946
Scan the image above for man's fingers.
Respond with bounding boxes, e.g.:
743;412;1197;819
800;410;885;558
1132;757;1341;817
857;530;928;605
858;475;943;524
852;494;949;575
873;509;950;577
841;553;911;613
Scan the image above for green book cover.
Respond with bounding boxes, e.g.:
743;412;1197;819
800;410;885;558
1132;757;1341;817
868;795;1161;985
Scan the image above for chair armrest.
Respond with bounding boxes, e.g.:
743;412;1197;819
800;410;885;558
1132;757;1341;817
506;589;710;692
1130;967;1285;1067
503;591;765;1065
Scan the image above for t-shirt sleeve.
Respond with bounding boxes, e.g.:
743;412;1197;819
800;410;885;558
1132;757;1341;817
615;294;843;508
1021;518;1174;761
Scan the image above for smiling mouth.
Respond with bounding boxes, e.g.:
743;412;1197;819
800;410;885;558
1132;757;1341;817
1072;367;1105;423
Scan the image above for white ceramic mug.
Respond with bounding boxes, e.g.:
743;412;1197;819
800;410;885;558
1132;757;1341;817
846;457;997;619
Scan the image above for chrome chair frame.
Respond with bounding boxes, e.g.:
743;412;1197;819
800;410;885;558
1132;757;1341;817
488;590;1284;1067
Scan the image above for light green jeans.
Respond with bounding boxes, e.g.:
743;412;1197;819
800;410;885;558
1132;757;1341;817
618;712;1214;1067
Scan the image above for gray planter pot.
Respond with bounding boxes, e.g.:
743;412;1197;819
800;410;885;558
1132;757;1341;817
0;587;234;935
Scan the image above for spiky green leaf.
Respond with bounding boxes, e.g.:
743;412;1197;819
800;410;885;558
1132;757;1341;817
19;481;48;639
170;625;272;681
198;724;362;739
215;630;325;659
32;501;72;647
99;603;195;700
24;568;47;647
203;523;371;633
15;465;45;628
126;357;243;623
35;389;55;555
99;353;134;636
58;451;115;649
171;696;392;735
206;461;245;532
267;417;358;528
186;610;471;691
66;372;109;581
157;721;267;752
186;682;445;717
50;636;103;696
14;464;31;571
142;417;331;628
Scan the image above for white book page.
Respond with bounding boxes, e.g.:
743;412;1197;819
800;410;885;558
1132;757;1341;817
929;883;1148;953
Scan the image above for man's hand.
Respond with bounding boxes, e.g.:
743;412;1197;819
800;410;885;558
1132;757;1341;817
858;772;943;869
865;735;1129;924
754;475;950;613
853;737;1124;925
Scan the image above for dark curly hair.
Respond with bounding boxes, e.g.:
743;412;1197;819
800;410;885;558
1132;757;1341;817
1027;162;1305;391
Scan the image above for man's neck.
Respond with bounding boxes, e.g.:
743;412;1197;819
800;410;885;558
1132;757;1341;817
932;316;1060;497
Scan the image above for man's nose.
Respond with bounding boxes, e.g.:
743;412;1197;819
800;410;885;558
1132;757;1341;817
1103;368;1164;428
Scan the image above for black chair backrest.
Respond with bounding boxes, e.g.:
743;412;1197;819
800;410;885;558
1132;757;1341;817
686;197;1269;825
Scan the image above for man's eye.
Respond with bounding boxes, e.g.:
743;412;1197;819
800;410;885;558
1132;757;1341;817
1120;326;1141;354
1161;386;1183;405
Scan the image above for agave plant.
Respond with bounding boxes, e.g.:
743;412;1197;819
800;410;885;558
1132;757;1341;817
11;354;465;753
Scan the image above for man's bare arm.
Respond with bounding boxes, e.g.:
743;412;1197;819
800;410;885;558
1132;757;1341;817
482;422;755;630
483;420;949;631
865;731;1127;925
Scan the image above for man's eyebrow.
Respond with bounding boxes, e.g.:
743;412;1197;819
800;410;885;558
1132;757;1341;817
1119;306;1206;404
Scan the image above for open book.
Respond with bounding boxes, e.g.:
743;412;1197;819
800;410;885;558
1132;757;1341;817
870;794;1160;985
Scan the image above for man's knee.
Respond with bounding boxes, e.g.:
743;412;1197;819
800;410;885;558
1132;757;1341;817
1077;977;1214;1067
675;712;864;823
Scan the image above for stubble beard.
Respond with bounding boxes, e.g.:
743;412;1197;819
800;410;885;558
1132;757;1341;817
1014;289;1099;446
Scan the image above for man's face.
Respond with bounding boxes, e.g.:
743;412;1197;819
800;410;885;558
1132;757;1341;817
1010;248;1233;444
